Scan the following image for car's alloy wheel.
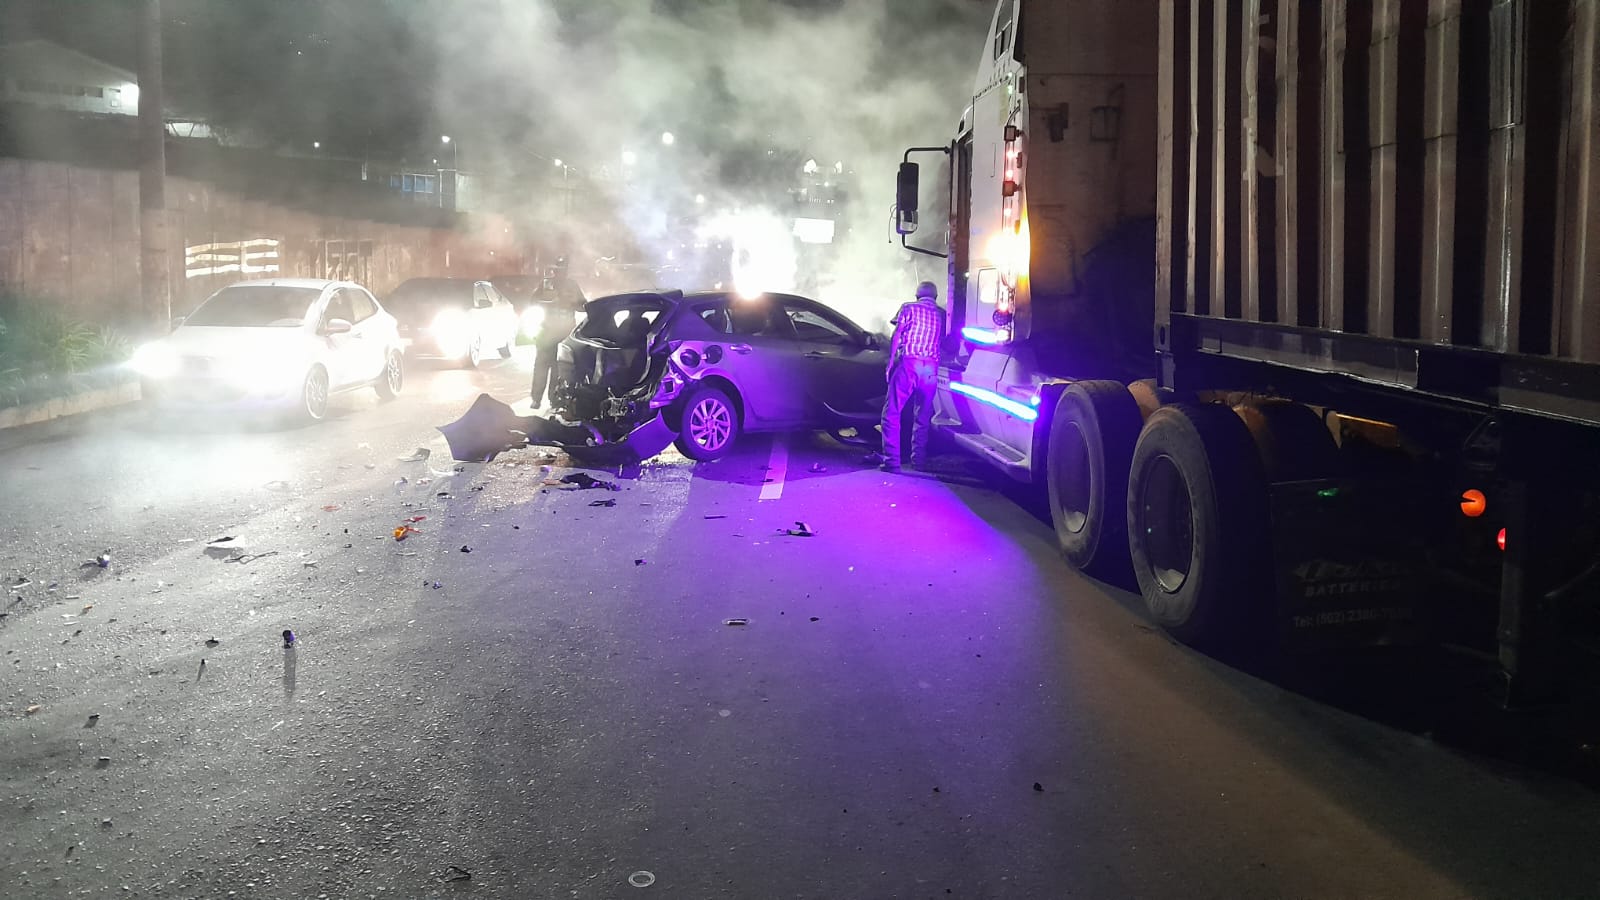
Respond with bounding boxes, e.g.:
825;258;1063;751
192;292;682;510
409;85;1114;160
302;366;329;422
465;336;483;369
376;351;402;400
675;386;741;461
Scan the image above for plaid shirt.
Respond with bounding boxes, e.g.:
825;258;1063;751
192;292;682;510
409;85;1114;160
890;298;944;363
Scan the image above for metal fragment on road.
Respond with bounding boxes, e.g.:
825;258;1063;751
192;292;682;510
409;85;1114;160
443;865;472;882
589;498;617;507
723;618;749;626
783;521;817;537
628;871;655;888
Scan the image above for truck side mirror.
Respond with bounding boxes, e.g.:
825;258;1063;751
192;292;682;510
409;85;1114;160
895;162;920;235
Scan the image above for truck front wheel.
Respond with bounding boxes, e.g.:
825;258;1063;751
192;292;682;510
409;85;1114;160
1126;404;1271;647
1047;381;1142;572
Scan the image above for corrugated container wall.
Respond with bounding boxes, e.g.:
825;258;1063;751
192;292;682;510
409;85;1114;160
1157;0;1600;365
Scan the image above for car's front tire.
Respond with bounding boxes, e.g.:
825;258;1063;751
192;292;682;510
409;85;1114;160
674;385;741;461
375;351;403;400
298;365;330;424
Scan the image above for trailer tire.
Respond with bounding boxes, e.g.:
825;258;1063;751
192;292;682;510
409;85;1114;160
1241;402;1342;481
1047;381;1143;572
1127;404;1271;647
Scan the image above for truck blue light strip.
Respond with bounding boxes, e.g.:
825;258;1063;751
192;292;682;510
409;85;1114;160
961;326;1004;345
947;381;1039;422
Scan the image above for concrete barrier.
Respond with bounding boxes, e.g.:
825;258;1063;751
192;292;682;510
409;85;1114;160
0;381;141;430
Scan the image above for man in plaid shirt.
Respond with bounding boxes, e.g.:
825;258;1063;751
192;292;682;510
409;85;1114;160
878;281;945;472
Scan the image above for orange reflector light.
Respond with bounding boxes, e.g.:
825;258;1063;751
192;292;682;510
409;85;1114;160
1460;489;1487;518
1497;528;1507;552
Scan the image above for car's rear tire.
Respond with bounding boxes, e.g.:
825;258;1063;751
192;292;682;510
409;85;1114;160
1126;404;1271;648
375;350;403;400
299;365;330;424
675;385;741;461
1047;380;1142;573
462;336;483;369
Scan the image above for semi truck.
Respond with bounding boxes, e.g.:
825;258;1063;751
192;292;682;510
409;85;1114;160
894;0;1600;701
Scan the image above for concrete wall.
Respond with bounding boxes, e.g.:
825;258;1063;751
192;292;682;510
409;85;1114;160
0;157;527;328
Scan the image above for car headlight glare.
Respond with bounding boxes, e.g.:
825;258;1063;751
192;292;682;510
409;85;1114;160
129;342;179;378
520;305;546;337
430;309;472;357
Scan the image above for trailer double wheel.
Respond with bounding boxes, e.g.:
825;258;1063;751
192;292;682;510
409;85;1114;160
1047;384;1292;648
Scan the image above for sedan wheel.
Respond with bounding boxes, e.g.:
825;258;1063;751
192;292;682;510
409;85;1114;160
464;336;483;369
300;366;330;423
376;351;403;400
675;386;741;461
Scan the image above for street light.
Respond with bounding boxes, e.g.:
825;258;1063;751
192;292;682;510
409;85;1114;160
660;131;675;146
441;135;457;170
621;149;638;167
312;141;321;150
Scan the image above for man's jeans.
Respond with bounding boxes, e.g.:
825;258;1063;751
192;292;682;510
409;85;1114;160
881;356;936;466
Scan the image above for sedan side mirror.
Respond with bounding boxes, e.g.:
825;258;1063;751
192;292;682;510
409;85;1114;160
323;318;353;335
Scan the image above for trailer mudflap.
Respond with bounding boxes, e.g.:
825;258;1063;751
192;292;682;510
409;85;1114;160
1270;478;1433;649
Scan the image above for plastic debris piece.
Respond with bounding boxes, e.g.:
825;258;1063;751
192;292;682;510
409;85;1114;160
321;505;341;512
560;472;620;491
1033;782;1044;792
25;704;41;715
809;462;828;473
95;553;112;568
589;498;617;508
704;515;727;520
395;477;409;487
809;616;820;622
264;480;291;491
628;871;656;888
723;618;749;626
95;757;111;768
443;865;473;882
405;515;428;523
399;448;431;462
207;536;236;545
204;638;220;648
784;522;817;537
225;551;278;564
282;629;296;647
394;525;419;541
459;545;472;553
81;604;93;613
634;559;647;566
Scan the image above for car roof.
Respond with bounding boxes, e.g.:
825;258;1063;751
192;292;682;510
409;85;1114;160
225;278;343;290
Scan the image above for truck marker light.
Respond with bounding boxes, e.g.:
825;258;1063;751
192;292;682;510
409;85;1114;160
947;381;1038;422
1497;528;1507;552
1460;489;1487;518
961;326;1004;345
1316;487;1340;499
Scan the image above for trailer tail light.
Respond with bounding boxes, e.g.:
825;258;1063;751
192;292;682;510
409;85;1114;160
1497;528;1507;552
1460;489;1487;518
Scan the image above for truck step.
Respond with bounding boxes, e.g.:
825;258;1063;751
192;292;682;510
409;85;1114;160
951;431;1032;481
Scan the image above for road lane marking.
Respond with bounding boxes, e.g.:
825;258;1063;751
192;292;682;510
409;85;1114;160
759;435;789;501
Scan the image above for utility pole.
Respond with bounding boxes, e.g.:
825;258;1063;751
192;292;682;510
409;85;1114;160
138;0;171;326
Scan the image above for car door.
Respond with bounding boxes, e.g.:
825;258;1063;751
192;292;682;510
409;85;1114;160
698;295;808;427
344;287;387;380
777;295;888;423
470;282;504;352
485;283;517;346
318;288;361;387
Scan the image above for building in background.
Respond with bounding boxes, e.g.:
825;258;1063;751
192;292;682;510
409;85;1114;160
0;38;139;117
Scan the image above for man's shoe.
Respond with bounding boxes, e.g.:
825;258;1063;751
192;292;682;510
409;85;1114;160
863;451;887;465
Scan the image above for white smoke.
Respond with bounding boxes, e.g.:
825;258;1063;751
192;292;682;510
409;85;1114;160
417;0;989;331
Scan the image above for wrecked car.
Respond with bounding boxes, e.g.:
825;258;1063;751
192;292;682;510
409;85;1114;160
543;289;889;461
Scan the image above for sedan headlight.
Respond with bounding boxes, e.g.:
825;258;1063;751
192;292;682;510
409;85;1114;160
519;305;546;337
129;342;179;378
430;309;472;358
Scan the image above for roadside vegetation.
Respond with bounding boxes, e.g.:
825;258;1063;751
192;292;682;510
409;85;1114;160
0;296;134;408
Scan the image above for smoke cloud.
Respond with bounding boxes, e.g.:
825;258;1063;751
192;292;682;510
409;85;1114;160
419;0;990;330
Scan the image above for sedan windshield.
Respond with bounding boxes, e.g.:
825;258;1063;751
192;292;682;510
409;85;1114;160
185;286;319;327
386;279;474;315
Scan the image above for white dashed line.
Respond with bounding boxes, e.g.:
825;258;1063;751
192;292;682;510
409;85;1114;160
758;435;789;501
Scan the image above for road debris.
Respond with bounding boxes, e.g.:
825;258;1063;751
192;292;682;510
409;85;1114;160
628;871;656;888
1033;782;1044;792
443;865;473;882
321;505;341;512
399;447;432;462
264;480;291;491
809;462;828;473
723;618;749;626
634;558;647;566
459;545;472;553
704;515;727;520
25;704;41;715
394;525;420;541
560;472;620;491
783;522;817;537
95;757;111;768
204;638;220;648
225;551;279;564
589;498;617;508
282;630;296;648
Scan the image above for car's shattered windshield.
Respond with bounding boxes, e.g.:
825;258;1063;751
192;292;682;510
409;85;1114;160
184;286;319;328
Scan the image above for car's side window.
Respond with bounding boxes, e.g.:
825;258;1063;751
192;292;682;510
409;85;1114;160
695;301;733;334
727;299;787;337
784;303;853;343
348;289;378;323
323;290;355;326
472;284;491;309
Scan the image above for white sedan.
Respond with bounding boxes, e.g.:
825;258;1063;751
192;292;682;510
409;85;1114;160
129;278;405;423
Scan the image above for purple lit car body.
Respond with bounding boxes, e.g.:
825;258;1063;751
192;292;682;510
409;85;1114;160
544;290;888;461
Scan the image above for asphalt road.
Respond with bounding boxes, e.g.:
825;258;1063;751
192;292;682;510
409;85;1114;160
3;351;1600;899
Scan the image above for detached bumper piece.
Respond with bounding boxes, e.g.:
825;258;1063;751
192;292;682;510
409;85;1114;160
438;393;675;464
